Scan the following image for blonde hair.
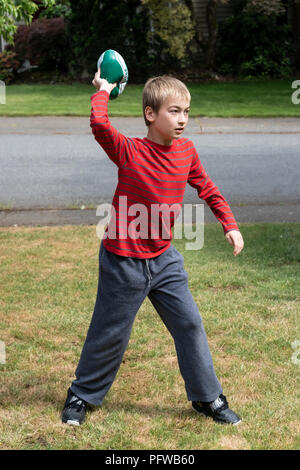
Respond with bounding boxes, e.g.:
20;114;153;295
142;75;191;127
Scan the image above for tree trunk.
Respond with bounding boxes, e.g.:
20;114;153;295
294;3;300;33
205;0;218;71
184;0;204;43
294;3;300;67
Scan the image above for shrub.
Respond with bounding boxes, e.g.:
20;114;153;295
10;16;69;73
66;0;165;83
0;51;21;83
216;8;295;78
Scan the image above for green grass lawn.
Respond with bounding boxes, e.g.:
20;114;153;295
0;222;299;450
1;80;300;117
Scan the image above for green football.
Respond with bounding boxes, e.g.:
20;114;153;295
97;49;128;100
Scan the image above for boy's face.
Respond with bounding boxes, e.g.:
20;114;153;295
145;95;190;146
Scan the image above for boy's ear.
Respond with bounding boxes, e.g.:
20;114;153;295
144;106;156;123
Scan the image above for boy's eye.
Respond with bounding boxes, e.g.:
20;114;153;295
169;109;190;114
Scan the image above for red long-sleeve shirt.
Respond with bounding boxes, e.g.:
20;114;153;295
91;90;239;258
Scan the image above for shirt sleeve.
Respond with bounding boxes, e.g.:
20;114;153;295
187;147;240;235
90;90;133;168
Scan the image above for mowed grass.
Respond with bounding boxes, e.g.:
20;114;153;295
1;80;300;117
0;222;299;450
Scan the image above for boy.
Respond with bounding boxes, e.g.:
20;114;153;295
61;72;244;426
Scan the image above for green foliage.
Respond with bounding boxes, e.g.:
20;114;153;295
141;0;195;60
66;0;153;82
217;8;296;78
39;0;71;19
245;0;286;16
0;50;20;83
65;0;197;81
2;0;297;81
0;0;55;44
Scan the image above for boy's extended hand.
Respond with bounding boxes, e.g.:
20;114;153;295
225;230;244;256
92;68;117;94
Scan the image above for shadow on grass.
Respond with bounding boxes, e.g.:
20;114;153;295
0;379;196;420
100;400;194;419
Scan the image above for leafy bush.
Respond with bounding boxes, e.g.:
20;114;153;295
39;0;72;20
10;16;69;72
216;8;296;78
0;51;21;83
65;0;169;82
141;0;194;60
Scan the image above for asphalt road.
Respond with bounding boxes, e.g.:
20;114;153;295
0;116;299;226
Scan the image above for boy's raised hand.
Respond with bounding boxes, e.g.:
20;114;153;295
225;230;244;256
92;68;117;94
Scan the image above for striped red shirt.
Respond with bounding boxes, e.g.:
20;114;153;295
91;90;239;258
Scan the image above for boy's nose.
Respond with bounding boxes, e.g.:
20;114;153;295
178;115;187;125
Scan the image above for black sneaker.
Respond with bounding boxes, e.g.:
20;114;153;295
192;394;241;425
61;388;87;426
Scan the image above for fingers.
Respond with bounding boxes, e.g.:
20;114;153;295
233;245;243;256
91;71;117;92
92;68;101;89
226;231;244;256
233;238;244;256
225;234;234;246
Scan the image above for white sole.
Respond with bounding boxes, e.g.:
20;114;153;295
65;419;80;426
233;420;242;426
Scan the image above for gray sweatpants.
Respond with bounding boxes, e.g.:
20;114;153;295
70;241;222;406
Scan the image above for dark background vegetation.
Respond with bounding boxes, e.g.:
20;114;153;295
1;0;300;84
